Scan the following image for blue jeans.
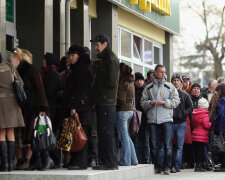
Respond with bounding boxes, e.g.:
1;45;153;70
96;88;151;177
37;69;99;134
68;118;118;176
142;124;151;163
150;122;172;170
171;122;186;169
116;111;138;165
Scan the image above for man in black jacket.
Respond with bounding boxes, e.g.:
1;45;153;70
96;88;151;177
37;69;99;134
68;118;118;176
90;34;119;170
171;74;193;173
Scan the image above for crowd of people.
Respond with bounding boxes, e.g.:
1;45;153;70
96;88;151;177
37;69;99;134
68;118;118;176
0;33;225;175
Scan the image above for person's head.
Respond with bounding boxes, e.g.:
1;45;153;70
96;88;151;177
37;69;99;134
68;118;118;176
135;72;145;88
7;47;32;68
84;47;91;58
67;44;85;65
217;77;225;85
208;79;217;92
182;76;190;89
147;69;155;83
215;83;225;99
90;34;109;53
0;53;2;63
43;52;60;68
198;98;209;110
191;83;201;97
171;74;182;89
120;63;132;76
154;65;166;79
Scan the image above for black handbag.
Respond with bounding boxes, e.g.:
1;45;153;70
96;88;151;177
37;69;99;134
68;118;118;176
32;115;57;151
9;65;27;106
208;123;225;153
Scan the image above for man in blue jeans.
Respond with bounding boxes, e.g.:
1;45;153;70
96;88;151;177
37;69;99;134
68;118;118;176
141;65;180;175
170;74;193;173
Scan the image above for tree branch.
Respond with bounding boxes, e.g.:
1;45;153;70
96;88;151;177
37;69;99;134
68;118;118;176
215;5;225;49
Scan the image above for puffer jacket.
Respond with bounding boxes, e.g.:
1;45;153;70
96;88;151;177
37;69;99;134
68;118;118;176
191;109;211;144
140;74;180;124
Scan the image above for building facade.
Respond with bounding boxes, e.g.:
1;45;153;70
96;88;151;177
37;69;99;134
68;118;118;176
0;0;179;76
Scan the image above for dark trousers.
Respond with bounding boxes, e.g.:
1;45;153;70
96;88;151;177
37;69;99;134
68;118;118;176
192;141;205;166
88;107;98;161
49;148;61;165
70;125;90;168
218;152;225;168
96;105;117;167
183;143;194;166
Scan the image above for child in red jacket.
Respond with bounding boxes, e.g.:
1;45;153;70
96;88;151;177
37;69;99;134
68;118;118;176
192;98;211;172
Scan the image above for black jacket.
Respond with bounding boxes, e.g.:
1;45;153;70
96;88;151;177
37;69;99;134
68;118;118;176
135;86;147;125
190;94;202;110
93;46;119;106
173;89;193;124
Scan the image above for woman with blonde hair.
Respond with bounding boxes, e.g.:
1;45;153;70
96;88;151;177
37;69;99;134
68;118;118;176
0;52;25;171
7;48;52;170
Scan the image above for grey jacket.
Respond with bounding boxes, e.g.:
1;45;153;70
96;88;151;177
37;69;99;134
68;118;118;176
140;75;180;124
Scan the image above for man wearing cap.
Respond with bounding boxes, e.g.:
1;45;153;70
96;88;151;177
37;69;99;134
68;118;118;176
170;74;193;173
141;65;180;175
90;34;119;170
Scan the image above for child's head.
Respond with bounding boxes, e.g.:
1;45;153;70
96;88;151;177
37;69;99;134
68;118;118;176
198;98;209;110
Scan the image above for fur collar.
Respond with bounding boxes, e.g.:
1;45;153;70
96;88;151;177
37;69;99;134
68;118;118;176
17;61;32;76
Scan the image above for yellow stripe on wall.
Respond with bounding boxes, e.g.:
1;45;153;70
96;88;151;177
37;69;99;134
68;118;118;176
118;8;165;44
89;0;97;18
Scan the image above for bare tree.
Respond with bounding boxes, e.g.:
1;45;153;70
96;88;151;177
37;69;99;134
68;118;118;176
189;0;225;79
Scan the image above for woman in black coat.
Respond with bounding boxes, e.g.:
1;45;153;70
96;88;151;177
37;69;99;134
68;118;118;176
42;52;62;169
64;44;93;170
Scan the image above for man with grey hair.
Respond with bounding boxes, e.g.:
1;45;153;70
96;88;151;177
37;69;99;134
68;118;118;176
202;79;217;102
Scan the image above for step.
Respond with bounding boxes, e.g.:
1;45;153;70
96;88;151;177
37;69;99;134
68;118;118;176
0;164;154;180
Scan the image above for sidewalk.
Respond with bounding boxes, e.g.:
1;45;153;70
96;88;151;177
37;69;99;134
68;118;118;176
0;164;154;180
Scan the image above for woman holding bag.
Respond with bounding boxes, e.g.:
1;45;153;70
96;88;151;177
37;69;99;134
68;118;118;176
63;44;93;170
116;63;138;166
7;48;53;170
0;53;25;171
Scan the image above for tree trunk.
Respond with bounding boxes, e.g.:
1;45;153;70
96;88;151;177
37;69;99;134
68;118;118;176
213;58;223;79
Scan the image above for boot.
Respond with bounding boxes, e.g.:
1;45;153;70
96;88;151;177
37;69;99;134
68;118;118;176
195;163;206;172
7;141;15;171
40;151;54;171
0;141;8;171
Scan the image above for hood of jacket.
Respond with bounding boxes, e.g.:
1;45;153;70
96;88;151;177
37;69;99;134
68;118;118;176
192;108;208;120
45;52;60;66
152;74;167;86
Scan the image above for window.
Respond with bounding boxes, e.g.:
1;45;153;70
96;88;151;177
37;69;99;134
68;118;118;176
133;64;143;73
121;30;131;58
118;27;163;76
144;40;153;65
133;35;142;60
154;46;160;65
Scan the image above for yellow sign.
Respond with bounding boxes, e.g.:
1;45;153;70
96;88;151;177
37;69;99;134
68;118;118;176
130;0;171;16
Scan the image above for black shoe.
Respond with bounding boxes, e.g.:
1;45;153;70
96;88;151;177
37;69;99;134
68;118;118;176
214;167;225;172
24;164;37;171
171;167;176;173
89;160;97;167
0;141;8;171
176;168;181;172
50;163;63;169
67;165;87;170
39;157;54;171
7;141;15;171
92;165;118;170
195;164;206;172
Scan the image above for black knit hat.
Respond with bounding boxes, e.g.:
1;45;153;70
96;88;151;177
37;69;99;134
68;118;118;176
191;83;201;91
44;52;60;66
135;72;144;81
67;44;85;55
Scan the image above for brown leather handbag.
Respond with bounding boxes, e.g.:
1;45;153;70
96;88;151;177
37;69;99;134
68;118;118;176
71;113;88;152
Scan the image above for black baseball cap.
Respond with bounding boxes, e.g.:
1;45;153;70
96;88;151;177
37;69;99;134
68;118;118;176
90;34;109;44
182;76;190;81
